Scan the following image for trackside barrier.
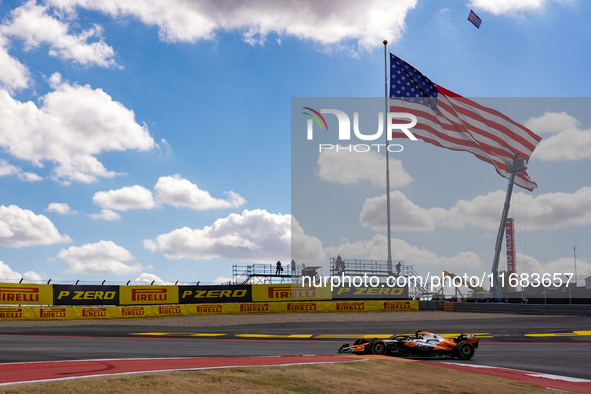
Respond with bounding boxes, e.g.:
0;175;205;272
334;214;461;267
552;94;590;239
0;283;409;306
445;302;591;316
0;300;419;320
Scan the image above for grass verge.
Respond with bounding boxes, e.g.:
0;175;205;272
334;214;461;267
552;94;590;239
0;358;557;393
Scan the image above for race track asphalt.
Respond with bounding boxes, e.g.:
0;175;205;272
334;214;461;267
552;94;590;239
1;314;590;379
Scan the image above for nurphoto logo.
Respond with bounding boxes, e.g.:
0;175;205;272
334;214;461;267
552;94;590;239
303;107;417;153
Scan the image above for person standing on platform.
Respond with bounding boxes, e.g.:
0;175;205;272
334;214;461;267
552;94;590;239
276;261;282;275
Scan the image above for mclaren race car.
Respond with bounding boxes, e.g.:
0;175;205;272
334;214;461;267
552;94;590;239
337;330;479;360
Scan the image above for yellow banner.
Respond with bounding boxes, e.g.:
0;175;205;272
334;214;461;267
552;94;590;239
119;286;179;305
0;300;418;320
252;284;332;302
0;284;53;305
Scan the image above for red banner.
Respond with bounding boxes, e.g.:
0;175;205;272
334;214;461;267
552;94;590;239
506;218;516;276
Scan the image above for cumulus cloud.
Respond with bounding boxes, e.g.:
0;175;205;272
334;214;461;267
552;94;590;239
18;172;43;182
470;0;572;15
0;261;42;282
325;234;486;270
56;240;143;275
0;74;154;183
154;175;246;210
446;188;591;231
360;192;436;232
0;260;23;281
144;209;291;262
93;185;155;211
92;175;245;212
316;148;412;188
0;35;31;91
211;276;233;285
1;0;117;67
46;202;76;215
0;159;20;177
0;159;42;181
517;253;590;286
47;0;416;51
527;112;591;161
292;216;326;264
360;187;591;233
0;204;71;248
132;272;174;285
23;270;43;281
88;209;121;221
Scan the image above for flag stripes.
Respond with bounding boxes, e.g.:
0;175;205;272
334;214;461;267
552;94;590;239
389;54;541;191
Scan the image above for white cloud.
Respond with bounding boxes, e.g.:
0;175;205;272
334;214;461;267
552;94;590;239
525;111;580;135
0;159;43;181
23;270;43;281
360;192;436;232
316;148;412;188
57;240;143;275
46;202;76;215
292;216;326;264
93;175;245;212
154;174;246;210
0;262;42;283
527;112;591;161
47;0;417;51
132;272;174;285
360;187;591;233
445;188;591;231
144;209;291;262
88;209;121;221
0;260;23;281
0;74;154;183
211;276;233;285
518;253;590;286
18;172;43;182
93;185;155;211
1;0;117;67
0;35;31;91
469;0;572;15
325;234;486;270
0;204;71;248
0;159;20;177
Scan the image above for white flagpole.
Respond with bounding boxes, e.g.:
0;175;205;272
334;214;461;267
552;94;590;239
384;40;392;274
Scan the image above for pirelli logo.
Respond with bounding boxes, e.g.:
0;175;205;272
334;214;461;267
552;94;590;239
159;305;181;315
240;303;269;312
132;288;168;302
195;304;223;313
0;307;22;318
82;307;107;318
0;286;39;302
384;301;411;310
336;302;365;311
268;286;317;299
287;302;317;312
121;306;145;316
40;308;67;318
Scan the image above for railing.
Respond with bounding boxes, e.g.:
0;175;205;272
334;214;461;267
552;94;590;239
232;263;321;285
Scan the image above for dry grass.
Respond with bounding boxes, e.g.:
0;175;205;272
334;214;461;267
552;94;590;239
0;359;555;394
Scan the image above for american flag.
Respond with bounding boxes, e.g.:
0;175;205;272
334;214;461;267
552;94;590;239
468;10;482;29
389;53;541;191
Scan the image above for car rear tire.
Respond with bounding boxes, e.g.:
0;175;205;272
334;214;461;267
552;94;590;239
455;341;475;360
371;340;388;356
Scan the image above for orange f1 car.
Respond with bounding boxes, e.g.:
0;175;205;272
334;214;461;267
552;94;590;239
337;330;479;360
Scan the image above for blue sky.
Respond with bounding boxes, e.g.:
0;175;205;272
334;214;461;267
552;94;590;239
0;0;589;287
